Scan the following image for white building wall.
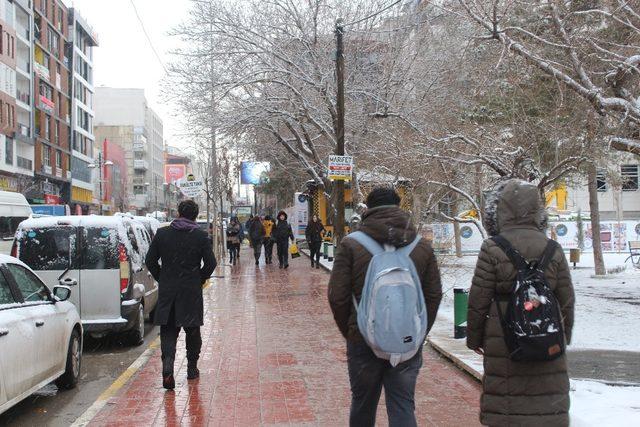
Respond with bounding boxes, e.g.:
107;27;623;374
94;88;146;128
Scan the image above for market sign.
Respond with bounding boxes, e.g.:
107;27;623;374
178;174;204;198
328;155;353;181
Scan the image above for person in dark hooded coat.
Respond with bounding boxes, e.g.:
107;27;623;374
273;210;294;268
467;179;575;427
145;200;217;390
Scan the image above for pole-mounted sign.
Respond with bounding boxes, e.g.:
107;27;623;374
178;174;204;198
328;155;353;181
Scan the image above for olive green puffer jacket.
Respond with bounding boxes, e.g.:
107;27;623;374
467;179;575;427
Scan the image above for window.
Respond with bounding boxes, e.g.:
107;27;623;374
18;227;75;271
44;114;50;140
47;26;59;57
43;145;50;166
56;150;62;168
621;165;639;191
55;121;59;143
596;168;607;192
0;270;14;305
7;264;49;303
39;81;53;100
5;137;12;165
82;228;118;270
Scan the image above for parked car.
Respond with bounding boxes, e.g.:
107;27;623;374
0;255;81;415
133;216;161;239
0;191;32;255
12;216;158;345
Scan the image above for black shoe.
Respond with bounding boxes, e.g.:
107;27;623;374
255;260;259;265
316;264;320;269
279;264;283;269
311;261;315;268
163;374;175;390
284;263;289;269
187;367;200;380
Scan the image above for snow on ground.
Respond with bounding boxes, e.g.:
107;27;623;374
437;253;640;352
570;380;640;426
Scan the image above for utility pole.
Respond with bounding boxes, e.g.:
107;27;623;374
334;19;346;245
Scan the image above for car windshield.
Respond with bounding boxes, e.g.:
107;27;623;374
19;227;76;270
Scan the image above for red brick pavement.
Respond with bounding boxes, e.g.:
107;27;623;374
90;250;481;426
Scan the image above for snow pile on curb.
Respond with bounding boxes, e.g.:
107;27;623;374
570;380;640;426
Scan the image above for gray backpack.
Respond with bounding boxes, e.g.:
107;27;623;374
349;231;427;366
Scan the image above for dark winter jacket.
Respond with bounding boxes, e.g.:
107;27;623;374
226;222;241;244
248;217;265;242
273;211;294;243
467;179;575;427
328;206;442;342
305;220;325;243
145;222;217;327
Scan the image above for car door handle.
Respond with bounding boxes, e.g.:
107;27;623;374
0;329;8;337
35;320;45;327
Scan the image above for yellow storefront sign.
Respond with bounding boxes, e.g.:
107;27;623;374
72;186;93;204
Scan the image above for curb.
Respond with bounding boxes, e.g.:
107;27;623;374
426;337;482;382
301;248;332;272
70;336;160;427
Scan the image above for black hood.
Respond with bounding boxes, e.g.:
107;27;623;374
277;210;288;221
358;206;417;247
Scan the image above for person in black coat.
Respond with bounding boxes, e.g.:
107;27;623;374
248;215;265;265
305;214;325;268
273;210;295;269
145;200;216;390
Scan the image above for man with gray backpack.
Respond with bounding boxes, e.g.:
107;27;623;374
328;187;442;427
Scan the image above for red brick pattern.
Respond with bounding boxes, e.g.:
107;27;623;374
90;251;481;426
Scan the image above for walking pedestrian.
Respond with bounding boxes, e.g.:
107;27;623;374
273;210;294;269
248;215;265;265
145;200;217;390
328;187;442;427
305;214;325;268
262;215;275;264
467;179;575;427
237;220;245;259
226;217;242;265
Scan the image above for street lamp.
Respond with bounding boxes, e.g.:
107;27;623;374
87;152;114;215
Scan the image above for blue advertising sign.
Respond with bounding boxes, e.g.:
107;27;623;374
240;162;270;185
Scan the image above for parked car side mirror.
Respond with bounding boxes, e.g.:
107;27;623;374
53;285;72;302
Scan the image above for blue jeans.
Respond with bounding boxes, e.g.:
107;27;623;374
347;341;422;427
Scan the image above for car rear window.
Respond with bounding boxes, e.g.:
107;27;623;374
19;227;77;270
19;226;120;271
83;227;119;270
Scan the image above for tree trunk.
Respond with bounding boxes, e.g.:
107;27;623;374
587;163;606;275
453;221;463;258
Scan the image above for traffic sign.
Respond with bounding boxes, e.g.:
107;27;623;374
178;175;204;198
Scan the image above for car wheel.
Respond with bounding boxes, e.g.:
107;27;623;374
127;304;145;346
55;329;81;390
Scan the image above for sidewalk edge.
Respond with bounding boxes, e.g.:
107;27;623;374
70;336;160;427
427;337;482;382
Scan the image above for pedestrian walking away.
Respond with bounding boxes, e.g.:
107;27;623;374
262;215;275;264
305;214;325;268
273;210;295;269
466;179;575;427
145;200;217;390
328;187;443;427
226;217;242;265
248;215;266;265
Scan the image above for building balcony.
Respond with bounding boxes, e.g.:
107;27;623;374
16;25;29;42
134;159;149;171
133;142;145;152
16;90;30;106
34;62;50;81
42;165;52;175
15;123;33;145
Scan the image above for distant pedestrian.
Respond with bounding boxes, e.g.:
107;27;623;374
226;217;242;265
248;215;266;265
145;200;217;390
262;215;275;264
467;179;575;426
305;214;325;268
273;210;294;269
328;187;442;427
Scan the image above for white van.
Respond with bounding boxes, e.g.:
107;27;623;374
0;191;32;255
13;216;158;345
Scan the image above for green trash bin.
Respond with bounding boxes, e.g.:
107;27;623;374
454;288;469;339
323;241;329;259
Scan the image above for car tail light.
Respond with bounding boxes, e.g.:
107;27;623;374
10;241;17;258
118;243;130;294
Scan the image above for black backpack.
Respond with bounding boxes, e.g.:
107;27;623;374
491;235;566;362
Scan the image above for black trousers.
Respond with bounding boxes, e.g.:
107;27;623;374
309;241;322;264
251;239;263;261
160;305;202;376
277;240;289;266
263;238;274;262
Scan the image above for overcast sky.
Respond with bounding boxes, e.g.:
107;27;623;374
63;0;191;148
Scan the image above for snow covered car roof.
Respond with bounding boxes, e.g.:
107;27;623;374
0;254;32;270
18;215;130;229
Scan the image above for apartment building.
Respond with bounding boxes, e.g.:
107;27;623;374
94;87;165;215
0;0;35;194
31;0;72;205
68;7;97;214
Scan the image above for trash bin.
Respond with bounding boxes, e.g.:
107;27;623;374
323;241;329;259
569;248;580;269
328;243;335;262
454;288;469;339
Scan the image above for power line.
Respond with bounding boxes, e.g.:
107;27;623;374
343;0;404;27
129;0;169;74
